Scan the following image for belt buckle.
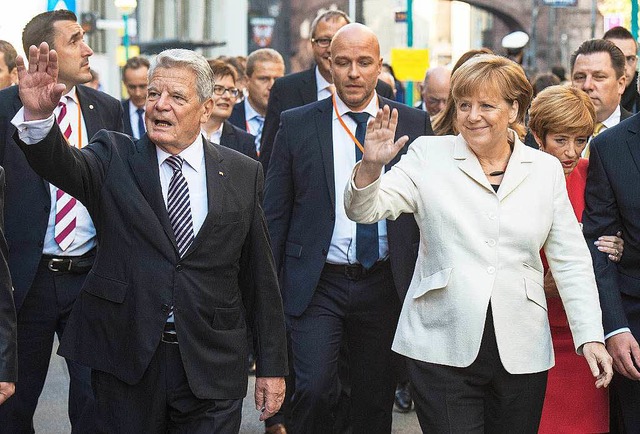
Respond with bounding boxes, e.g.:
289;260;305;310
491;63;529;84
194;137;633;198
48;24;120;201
48;258;72;272
344;265;362;281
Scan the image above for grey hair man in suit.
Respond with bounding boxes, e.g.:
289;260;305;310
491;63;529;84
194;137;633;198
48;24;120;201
11;44;288;432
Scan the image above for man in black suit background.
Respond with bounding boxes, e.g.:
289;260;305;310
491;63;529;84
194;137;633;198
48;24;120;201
583;78;640;433
259;9;394;174
202;59;257;160
0;10;123;432
0;166;17;408
228;48;284;157
13;44;287;433
264;23;431;433
121;56;150;139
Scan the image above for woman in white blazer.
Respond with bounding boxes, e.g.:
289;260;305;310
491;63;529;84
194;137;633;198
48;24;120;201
344;55;613;433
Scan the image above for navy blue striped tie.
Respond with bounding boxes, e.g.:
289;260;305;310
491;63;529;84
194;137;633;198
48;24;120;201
166;155;194;257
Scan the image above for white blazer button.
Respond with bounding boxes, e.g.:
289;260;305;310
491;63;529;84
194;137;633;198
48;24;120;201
487;239;496;247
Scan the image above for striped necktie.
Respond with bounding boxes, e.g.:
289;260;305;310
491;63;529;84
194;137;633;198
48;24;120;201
136;107;145;139
165;155;194;256
54;98;77;251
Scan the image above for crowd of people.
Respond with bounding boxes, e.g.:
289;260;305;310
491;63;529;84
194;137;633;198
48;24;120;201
0;6;638;434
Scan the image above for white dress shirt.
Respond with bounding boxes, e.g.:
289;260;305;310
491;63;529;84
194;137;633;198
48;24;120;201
156;138;208;237
315;66;333;101
12;89;96;256
328;93;388;265
128;100;145;139
244;98;264;153
202;124;224;145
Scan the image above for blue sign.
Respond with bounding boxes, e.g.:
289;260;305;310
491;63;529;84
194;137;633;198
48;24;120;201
48;0;76;12
542;0;577;6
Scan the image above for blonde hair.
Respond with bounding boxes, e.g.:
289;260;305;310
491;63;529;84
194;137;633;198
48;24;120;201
449;54;532;140
528;85;596;142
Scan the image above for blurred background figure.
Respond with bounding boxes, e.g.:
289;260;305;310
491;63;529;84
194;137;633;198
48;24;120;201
87;68;100;90
378;70;397;98
203;59;257;159
418;66;451;119
121;56;150;139
0;40;17;90
382;63;405;104
551;65;569;85
502;31;529;65
603;26;639;113
531;72;560;97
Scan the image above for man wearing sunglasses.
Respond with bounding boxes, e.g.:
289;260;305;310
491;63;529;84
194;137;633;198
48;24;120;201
259;9;394;174
203;60;257;160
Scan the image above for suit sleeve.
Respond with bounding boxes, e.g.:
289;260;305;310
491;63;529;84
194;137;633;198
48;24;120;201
240;162;288;377
583;139;628;334
263;113;294;272
259;79;285;173
0;167;16;382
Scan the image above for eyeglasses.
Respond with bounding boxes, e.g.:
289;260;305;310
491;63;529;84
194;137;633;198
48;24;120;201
625;55;638;65
311;37;332;48
213;85;239;98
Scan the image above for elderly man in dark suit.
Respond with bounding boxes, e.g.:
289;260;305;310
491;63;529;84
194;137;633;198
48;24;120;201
259;9;394;175
584;82;640;432
0;10;123;432
0;166;17;408
12;44;288;432
264;23;431;433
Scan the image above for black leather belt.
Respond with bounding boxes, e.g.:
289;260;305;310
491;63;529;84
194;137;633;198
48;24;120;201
323;260;388;281
42;249;96;274
161;322;178;344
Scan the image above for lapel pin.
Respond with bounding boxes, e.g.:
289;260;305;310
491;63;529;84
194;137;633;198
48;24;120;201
218;171;224;176
89;104;94;109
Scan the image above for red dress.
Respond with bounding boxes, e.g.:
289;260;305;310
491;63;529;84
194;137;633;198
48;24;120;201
538;159;609;433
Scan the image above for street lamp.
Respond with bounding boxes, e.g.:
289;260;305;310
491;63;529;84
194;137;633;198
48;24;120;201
114;0;137;61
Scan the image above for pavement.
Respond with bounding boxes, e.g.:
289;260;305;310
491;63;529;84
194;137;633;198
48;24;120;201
33;339;422;433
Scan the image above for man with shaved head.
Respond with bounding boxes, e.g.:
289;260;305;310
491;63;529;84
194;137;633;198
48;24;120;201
264;23;432;433
418;65;451;118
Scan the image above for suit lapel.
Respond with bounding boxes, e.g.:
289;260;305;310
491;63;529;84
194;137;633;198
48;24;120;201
497;138;532;201
183;138;225;257
76;86;101;138
316;99;336;209
453;135;493;192
301;68;318;105
128;137;178;251
626;115;640;174
220;122;236;148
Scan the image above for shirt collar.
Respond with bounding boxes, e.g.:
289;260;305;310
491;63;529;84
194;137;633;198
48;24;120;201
244;97;263;121
155;135;204;172
62;87;78;105
602;105;621;129
332;92;379;121
315;66;332;93
129;99;144;113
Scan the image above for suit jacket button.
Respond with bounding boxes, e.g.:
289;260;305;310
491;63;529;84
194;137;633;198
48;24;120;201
176;264;182;272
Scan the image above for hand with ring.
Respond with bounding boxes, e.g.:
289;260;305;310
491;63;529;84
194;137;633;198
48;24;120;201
594;231;624;263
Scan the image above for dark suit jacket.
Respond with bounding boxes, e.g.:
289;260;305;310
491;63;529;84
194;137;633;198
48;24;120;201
0;84;123;310
259;67;394;173
227;101;247;132
263;96;431;316
0;166;16;382
16;126;288;399
583;113;640;335
219;120;258;160
121;99;133;137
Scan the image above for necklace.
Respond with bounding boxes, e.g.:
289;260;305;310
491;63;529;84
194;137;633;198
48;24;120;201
486;170;505;176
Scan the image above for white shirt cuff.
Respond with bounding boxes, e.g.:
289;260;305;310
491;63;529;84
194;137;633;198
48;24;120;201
10;108;55;144
604;327;631;340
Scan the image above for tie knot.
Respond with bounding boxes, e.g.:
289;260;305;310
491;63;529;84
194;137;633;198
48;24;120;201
58;101;66;108
593;122;605;136
136;107;144;115
347;111;369;126
165;155;184;172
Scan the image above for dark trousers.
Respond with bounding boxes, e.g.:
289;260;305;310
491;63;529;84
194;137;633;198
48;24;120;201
610;292;640;434
289;261;400;434
407;307;548;434
0;260;93;433
88;341;242;434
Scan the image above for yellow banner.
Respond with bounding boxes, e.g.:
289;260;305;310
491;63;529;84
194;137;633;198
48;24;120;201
390;48;429;81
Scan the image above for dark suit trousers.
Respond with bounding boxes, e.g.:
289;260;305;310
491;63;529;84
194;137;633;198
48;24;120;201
610;292;640;434
289;261;400;434
407;306;548;434
0;260;93;433
88;341;242;434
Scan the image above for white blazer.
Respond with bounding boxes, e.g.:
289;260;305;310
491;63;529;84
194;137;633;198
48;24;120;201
344;134;604;374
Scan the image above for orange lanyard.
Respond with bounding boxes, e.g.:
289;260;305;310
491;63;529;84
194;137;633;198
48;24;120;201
60;94;83;149
332;93;377;154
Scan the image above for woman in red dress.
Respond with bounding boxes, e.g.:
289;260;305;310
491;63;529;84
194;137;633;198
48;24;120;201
529;85;624;433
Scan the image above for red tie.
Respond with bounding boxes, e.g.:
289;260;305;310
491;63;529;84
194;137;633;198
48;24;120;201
54;99;77;250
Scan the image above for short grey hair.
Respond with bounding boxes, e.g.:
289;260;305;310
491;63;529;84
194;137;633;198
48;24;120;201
149;49;214;103
310;9;351;39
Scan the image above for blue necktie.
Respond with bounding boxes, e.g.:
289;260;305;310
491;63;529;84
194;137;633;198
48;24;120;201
136;107;145;139
347;111;379;269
